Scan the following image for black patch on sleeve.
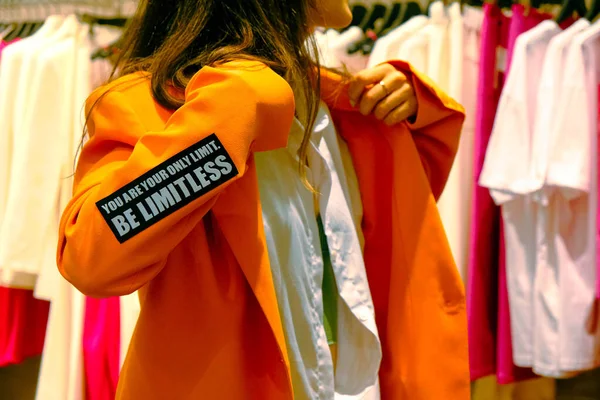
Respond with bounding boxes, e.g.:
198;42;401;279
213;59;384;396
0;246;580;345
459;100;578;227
96;133;238;243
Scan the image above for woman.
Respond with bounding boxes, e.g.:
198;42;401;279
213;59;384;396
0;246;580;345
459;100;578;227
58;0;469;399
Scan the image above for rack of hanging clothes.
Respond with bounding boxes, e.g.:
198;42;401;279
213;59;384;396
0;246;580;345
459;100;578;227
2;0;600;398
473;0;600;397
0;2;140;400
319;1;600;398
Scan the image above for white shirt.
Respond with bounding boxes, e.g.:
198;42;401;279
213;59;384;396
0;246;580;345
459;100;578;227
0;14;82;288
479;20;562;369
436;2;468;279
529;18;591;378
447;2;463;101
255;103;381;399
28;20;88;400
367;15;428;68
544;20;600;374
529;19;591;193
398;1;448;87
0;16;66;289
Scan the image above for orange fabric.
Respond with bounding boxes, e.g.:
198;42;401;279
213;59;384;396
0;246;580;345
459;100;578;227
322;61;469;399
57;60;469;399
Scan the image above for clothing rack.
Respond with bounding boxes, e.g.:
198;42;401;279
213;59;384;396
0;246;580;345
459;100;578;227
0;0;138;23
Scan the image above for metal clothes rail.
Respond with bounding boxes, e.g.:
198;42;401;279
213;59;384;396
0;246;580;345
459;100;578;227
0;0;138;23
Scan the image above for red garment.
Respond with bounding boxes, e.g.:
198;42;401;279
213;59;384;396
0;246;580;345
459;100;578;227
83;297;120;400
468;3;550;385
0;286;49;366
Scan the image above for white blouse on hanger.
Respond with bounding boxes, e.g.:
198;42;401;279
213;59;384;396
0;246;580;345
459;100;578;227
543;20;600;375
529;18;592;379
480;19;563;375
435;2;469;279
367;15;428;68
0;15;66;289
397;1;448;87
27;18;89;400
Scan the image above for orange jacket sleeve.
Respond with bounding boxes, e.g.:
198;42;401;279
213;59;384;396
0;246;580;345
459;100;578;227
57;63;295;297
388;60;465;200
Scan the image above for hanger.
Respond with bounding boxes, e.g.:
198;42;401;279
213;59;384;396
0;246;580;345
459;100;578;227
461;0;484;7
80;15;128;28
20;21;40;39
359;2;389;32
378;0;424;37
347;3;370;28
84;15;128;60
30;21;44;35
4;22;23;41
0;24;16;41
483;0;513;9
375;1;404;35
556;0;587;23
530;0;563;7
585;0;600;21
348;0;394;55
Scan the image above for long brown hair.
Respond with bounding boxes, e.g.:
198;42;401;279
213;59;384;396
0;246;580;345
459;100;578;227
95;0;323;181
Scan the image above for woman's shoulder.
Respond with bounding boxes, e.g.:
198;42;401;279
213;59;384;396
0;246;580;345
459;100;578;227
190;60;294;104
87;61;294;123
85;71;156;122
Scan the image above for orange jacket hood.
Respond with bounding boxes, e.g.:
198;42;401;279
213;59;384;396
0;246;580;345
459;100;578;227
58;60;468;399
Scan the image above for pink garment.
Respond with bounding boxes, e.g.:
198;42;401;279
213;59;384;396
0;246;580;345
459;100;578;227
467;3;508;382
468;4;550;384
0;40;50;368
83;297;121;400
597;84;600;299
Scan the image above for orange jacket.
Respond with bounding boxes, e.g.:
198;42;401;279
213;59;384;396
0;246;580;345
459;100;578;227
58;60;468;399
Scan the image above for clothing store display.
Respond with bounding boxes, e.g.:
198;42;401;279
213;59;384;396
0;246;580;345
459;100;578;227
468;3;558;385
481;16;600;378
473;0;600;394
0;13;129;400
2;1;600;399
480;19;561;371
0;39;50;372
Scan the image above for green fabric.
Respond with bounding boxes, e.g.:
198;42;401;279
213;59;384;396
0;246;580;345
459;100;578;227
317;214;338;345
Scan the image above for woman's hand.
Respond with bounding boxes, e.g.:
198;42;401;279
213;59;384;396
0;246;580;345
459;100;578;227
348;63;418;126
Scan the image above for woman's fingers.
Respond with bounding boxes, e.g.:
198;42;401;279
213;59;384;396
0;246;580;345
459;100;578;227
372;82;413;121
347;64;418;125
383;96;418;126
348;63;400;106
357;71;406;116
